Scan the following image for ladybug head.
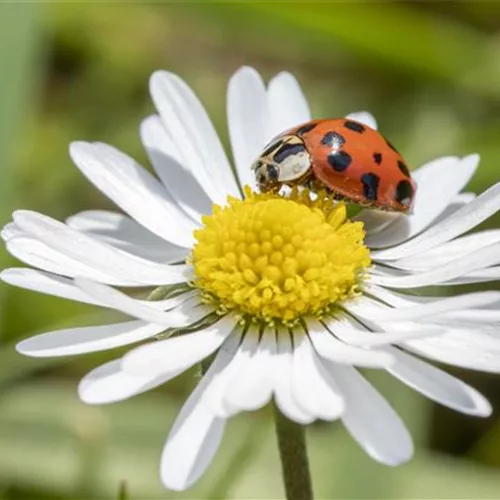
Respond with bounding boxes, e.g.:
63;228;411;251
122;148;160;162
252;134;312;193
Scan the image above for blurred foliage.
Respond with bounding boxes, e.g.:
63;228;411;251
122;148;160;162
1;1;500;499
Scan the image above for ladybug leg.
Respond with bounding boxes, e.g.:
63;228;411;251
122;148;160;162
306;177;329;195
259;181;280;194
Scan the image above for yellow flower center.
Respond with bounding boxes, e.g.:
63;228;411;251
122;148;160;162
191;188;371;324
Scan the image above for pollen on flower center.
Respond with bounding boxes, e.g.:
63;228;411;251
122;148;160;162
191;188;371;323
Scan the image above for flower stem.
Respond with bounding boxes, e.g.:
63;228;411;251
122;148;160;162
273;404;313;500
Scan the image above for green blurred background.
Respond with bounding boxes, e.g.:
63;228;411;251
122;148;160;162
1;1;500;498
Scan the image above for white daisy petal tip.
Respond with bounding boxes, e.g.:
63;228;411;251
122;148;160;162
461;385;492;418
357;430;414;467
269;70;303;91
0;268;14;284
149;69;170;88
1;222;22;242
231;65;262;80
77;368;113;406
461;152;480;169
15;337;39;357
68;140;92;162
160;415;225;492
77;359;170;406
377;447;414;467
149;70;186;102
345;111;378;130
11;209;32;223
160;418;224;492
454;152;480;183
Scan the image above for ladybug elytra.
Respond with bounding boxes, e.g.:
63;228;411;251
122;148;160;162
252;118;416;213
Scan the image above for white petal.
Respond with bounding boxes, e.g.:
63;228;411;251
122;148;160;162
371;242;500;288
16;320;165;357
227;66;268;188
356;210;400;236
272;327;315;424
405;328;500;373
203;325;259;417
267;71;311;139
204;327;270;418
291;329;345;421
150;71;239;203
345;111;377;130
161;361;227;491
70;142;196;247
79;359;177;405
141;115;212;220
432;192;476;225
344;294;387;319
385;347;491;416
122;315;238;377
435;308;500;324
373;181;500;261
366;155;477;248
361;185;474;242
200;329;245;416
1;222;23;241
442;267;500;285
387;348;492;417
390;229;500;272
363;283;429;306
1;267;195;311
1;268;101;306
13;211;189;286
67;209;188;263
346;325;442;346
363;291;500;322
222;327;276;414
308;318;394;368
323;313;442;347
74;278;208;325
326;363;413;466
6;236;135;285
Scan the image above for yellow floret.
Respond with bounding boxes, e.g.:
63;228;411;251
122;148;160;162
192;187;370;324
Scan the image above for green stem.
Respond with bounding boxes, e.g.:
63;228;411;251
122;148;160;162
273;405;313;500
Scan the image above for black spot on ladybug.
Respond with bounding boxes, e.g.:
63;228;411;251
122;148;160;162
267;164;279;181
321;131;345;150
261;140;283;158
373;152;383;165
296;122;317;136
395;180;413;206
328;151;352;172
361;173;380;201
385;138;399;153
344;120;365;133
273;143;306;164
397;160;410;177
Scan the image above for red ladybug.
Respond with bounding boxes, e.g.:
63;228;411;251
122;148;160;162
252;118;416;213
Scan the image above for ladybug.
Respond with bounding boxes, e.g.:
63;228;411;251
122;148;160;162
252;118;416;213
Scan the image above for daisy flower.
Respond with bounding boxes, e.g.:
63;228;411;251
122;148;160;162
2;66;500;493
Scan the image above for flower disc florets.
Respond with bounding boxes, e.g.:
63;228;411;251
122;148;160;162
192;188;371;324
